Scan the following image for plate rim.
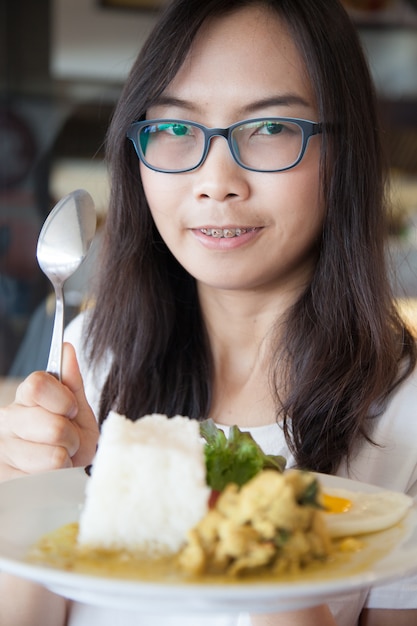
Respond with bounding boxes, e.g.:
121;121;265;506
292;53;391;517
0;467;416;611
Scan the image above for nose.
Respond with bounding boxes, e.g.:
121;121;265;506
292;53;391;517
192;136;250;203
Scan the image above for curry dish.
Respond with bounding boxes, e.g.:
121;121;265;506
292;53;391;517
178;470;333;576
28;469;375;584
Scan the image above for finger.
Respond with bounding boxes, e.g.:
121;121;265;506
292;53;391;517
4;407;81;458
61;343;100;465
61;343;97;426
14;371;78;419
1;437;72;474
0;464;28;481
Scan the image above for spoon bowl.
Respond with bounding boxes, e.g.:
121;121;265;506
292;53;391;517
37;189;96;379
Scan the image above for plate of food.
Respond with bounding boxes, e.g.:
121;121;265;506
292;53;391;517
0;413;416;614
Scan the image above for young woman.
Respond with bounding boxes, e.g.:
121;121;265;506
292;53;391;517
1;1;416;625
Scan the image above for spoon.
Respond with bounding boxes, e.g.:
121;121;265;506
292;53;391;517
36;189;96;380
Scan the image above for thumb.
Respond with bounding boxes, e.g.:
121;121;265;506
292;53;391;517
61;342;99;465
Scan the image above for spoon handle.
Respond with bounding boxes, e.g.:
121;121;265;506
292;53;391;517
46;284;65;380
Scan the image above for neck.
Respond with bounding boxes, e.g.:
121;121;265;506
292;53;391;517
198;281;301;348
197;284;301;427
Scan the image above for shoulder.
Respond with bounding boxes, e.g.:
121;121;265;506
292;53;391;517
338;364;417;497
385;361;417;411
375;363;417;443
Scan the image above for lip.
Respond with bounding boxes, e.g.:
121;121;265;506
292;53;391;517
191;226;262;249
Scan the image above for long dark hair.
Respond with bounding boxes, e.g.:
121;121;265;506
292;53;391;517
87;0;416;474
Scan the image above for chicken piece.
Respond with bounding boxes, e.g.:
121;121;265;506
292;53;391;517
228;541;276;575
218;471;314;533
194;509;222;547
178;469;332;578
177;527;207;574
216;518;260;558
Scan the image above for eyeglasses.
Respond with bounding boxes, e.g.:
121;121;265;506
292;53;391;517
126;117;322;174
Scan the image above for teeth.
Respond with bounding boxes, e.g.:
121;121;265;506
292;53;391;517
200;227;253;238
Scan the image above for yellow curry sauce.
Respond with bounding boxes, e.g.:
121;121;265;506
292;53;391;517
27;519;406;586
26;470;408;585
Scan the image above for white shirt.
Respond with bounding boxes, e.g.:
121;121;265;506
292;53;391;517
65;315;417;626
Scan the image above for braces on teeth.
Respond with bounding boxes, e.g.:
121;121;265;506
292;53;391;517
200;227;254;238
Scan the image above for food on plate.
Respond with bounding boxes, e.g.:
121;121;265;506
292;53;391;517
77;412;210;554
178;463;413;577
200;418;286;492
28;413;413;582
321;488;413;538
178;469;332;576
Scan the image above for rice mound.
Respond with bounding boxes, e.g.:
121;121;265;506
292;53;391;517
77;411;210;555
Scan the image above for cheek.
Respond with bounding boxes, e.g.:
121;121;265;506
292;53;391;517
272;176;324;266
293;144;322;203
295;171;323;230
140;166;164;215
140;165;186;224
270;156;323;234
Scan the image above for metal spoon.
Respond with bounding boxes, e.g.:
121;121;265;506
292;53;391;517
36;189;96;380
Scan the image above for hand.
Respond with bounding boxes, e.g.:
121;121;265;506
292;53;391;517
0;343;99;481
250;605;337;626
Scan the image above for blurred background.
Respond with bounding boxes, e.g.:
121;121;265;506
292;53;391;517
0;0;417;390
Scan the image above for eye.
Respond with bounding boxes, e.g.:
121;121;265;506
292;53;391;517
257;121;285;136
161;122;192;137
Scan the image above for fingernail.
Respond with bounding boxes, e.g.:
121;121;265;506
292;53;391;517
68;404;78;419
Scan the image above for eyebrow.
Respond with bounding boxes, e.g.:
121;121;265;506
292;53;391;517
240;95;313;114
149;94;313;116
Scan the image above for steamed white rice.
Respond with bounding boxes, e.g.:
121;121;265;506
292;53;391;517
77;412;210;554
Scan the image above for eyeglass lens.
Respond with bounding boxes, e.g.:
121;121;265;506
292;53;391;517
137;120;305;172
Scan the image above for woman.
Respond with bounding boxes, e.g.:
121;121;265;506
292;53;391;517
0;1;416;624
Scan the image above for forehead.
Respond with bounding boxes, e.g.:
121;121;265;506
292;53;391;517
159;5;315;116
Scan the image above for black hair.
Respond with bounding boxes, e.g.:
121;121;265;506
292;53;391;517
87;0;416;474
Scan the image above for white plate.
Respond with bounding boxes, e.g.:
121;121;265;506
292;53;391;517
0;468;416;613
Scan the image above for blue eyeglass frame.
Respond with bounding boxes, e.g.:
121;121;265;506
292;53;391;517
126;117;323;173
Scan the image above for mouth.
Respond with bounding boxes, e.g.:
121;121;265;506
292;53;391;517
199;227;257;239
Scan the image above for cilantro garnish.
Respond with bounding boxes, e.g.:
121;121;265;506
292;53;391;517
200;419;286;492
297;477;324;509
